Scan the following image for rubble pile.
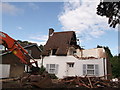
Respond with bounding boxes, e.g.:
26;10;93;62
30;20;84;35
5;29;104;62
59;76;120;88
1;75;120;88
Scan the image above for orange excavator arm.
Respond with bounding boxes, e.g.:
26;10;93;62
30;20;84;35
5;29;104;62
0;31;38;67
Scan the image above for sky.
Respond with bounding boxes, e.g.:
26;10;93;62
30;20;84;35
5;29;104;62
1;0;119;55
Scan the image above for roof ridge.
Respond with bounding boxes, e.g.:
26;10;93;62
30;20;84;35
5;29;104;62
54;31;75;34
23;43;37;48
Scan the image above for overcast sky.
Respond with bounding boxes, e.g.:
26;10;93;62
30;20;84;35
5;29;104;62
1;0;119;55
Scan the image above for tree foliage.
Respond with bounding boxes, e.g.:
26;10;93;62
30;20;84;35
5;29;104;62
39;45;44;51
38;65;46;75
17;40;34;47
110;55;120;78
97;0;120;28
17;40;44;51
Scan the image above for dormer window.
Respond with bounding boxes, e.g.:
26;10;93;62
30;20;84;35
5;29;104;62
68;47;76;55
52;49;57;55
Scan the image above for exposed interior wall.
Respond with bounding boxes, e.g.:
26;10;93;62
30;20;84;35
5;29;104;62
77;48;106;58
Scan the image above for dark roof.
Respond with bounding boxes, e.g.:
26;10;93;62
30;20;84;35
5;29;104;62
24;44;42;52
1;44;41;56
42;31;79;56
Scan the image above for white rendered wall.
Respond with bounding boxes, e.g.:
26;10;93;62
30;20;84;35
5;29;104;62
42;56;106;78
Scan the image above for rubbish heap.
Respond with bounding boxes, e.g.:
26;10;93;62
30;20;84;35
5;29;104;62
59;76;120;88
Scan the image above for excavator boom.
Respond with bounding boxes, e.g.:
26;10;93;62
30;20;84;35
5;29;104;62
0;31;38;67
0;31;52;88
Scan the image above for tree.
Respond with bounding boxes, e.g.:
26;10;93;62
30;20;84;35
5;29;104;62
17;40;44;51
97;0;120;28
110;55;120;78
39;45;44;51
17;40;35;47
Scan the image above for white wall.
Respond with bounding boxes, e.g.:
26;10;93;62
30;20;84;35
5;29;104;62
0;64;10;78
41;56;106;79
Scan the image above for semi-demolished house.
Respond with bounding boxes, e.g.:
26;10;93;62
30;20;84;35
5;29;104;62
0;29;112;79
0;44;42;78
41;28;112;79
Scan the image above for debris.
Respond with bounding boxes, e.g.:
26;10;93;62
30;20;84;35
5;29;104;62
1;75;120;88
19;71;52;88
59;75;120;88
87;77;93;88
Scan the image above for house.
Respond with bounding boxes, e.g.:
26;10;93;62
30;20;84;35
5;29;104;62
0;44;42;78
41;28;112;79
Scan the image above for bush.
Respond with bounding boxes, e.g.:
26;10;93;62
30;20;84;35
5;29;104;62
49;74;58;79
38;65;58;79
39;65;46;75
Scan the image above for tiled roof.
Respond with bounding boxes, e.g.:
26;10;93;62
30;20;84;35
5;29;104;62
1;44;41;56
42;31;79;56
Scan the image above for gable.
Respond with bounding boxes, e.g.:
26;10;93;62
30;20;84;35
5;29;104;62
1;44;42;64
1;53;24;65
24;44;42;59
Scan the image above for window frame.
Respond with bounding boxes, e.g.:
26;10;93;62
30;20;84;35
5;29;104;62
83;64;99;76
46;64;59;74
67;63;74;68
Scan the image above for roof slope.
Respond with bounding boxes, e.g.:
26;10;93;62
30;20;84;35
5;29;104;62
42;31;78;56
1;44;42;58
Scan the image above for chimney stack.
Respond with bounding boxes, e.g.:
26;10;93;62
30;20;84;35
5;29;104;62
49;28;54;37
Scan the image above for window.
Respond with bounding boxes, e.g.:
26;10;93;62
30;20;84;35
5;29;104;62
46;64;59;74
83;64;99;76
52;49;57;55
67;63;74;67
25;65;30;72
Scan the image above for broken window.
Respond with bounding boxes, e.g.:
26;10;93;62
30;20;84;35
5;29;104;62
83;64;99;76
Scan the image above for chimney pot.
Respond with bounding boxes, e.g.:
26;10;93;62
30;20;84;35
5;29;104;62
49;28;54;37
